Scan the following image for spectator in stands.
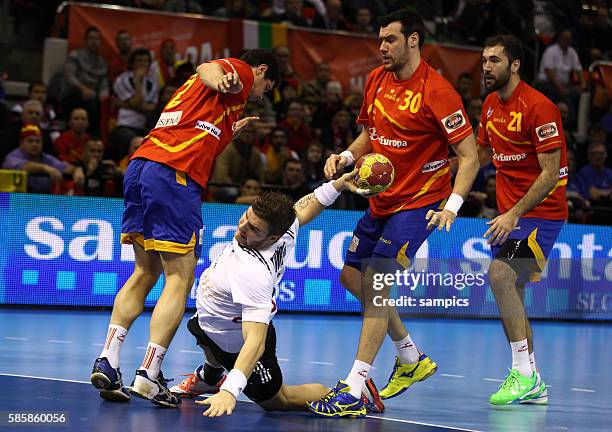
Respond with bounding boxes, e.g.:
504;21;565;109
312;0;350;30
281;157;311;202
10;82;58;137
274;0;310;26
302;62;332;108
211;123;265;186
263;127;299;185
280;101;314;155
320;107;357;154
53;108;91;163
536;29;586;104
1;100;53;162
467;97;483;130
110;48;158;160
153;38;180;88
353;7;374;33
270;45;302;119
455;72;473;106
62;26;109;135
311;80;344;133
302;141;325;190
119;136;143;175
73;137;122;197
577;143;612;214
108;30;133;83
215;0;255;19
2;123;84;194
557;101;578;154
235;177;262;205
344;84;363;121
163;0;203;13
566;150;589;223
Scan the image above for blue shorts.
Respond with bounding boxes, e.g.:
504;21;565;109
121;158;203;256
491;217;564;282
345;201;444;272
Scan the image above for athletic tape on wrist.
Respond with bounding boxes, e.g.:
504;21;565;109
220;369;247;398
443;193;464;215
339;150;355;166
314;181;342;207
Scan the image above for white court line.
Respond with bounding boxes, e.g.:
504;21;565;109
135;346;147;350
179;350;202;354
0;373;485;432
483;378;503;382
48;340;72;344
277;358;290;361
4;337;28;341
440;374;464;378
309;361;334;366
91;343;104;347
571;388;595;393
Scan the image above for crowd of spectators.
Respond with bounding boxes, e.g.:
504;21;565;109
0;0;610;225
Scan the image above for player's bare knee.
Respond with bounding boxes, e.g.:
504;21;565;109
340;266;362;299
488;260;517;292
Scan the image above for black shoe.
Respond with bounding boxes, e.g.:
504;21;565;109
90;357;130;402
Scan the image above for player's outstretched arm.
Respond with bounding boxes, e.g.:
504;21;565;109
294;170;365;226
426;134;479;231
196;62;243;94
324;128;372;179
196;321;268;417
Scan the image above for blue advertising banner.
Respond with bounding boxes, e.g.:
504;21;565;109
0;193;610;320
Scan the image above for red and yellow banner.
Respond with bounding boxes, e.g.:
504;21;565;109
69;3;482;94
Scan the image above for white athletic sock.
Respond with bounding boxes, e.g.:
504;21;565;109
393;334;421;364
100;324;128;369
510;339;532;377
345;360;371;399
139;342;167;380
529;352;538;374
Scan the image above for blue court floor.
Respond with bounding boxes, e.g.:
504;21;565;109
0;309;610;432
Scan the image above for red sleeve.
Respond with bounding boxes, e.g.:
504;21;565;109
53;134;68;161
428;86;473;144
530;100;565;153
477;101;491;147
212;58;254;100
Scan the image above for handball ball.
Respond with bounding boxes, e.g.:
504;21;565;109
354;153;395;194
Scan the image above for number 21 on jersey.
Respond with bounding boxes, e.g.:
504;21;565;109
508;111;522;132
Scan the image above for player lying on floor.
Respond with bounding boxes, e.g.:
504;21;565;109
171;171;384;416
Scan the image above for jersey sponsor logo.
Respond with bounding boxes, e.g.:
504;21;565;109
422;159;447;173
195;120;221;140
559;166;568;178
155;111;182;129
368;127;408;148
492;152;527;162
348;235;359;253
441;110;466;133
535;122;559;141
486;106;493;118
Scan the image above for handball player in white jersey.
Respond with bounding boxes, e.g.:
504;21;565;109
170;171;384;417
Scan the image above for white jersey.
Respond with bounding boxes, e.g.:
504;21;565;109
196;218;299;353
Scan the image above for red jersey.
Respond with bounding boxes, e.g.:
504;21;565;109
358;60;473;217
477;81;568;220
133;58;254;188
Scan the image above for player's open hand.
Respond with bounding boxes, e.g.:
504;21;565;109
217;72;243;94
483;211;519;246
196;390;237;417
426;209;457;232
336;169;379;197
324;154;348;180
232;116;260;134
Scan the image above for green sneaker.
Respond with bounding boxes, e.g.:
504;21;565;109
489;369;537;405
520;372;548;405
379;354;438;400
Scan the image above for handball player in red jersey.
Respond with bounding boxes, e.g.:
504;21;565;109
478;35;567;405
308;9;479;417
89;49;279;407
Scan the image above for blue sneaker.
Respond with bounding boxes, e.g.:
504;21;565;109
306;380;366;418
90;357;130;402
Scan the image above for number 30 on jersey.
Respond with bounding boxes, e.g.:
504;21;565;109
398;90;422;113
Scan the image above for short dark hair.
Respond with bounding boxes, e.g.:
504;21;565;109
484;34;524;68
128;48;152;70
252;191;296;236
378;9;427;48
28;81;46;94
85;26;100;38
283;157;302;171
458;72;473;82
240;49;280;84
